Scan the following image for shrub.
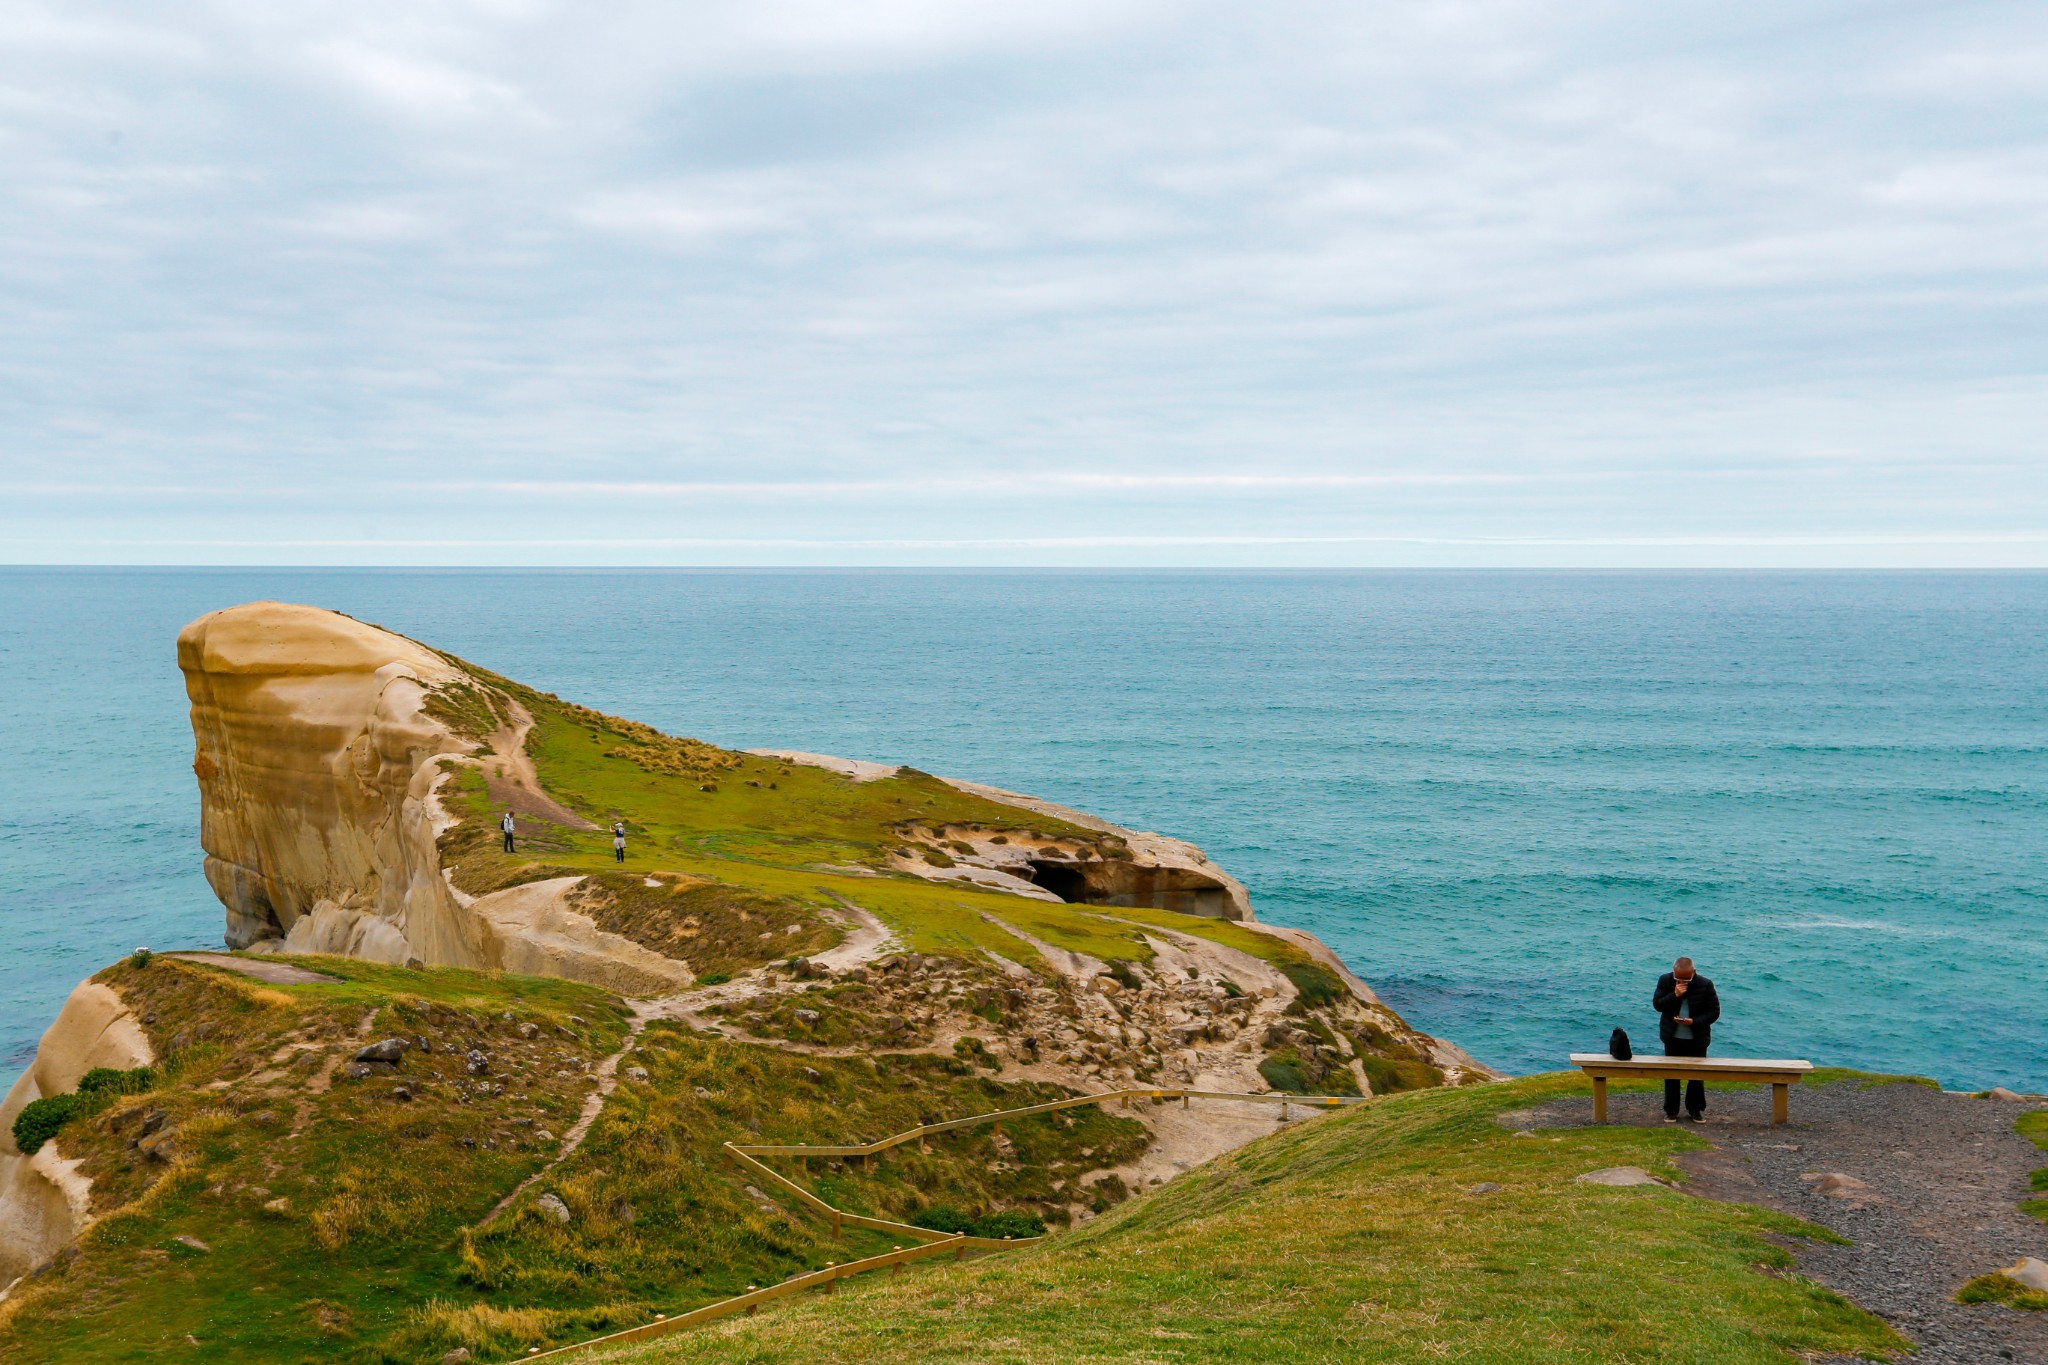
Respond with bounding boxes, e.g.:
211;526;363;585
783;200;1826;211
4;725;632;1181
972;1209;1048;1240
910;1206;1049;1240
78;1065;155;1097
1362;1054;1442;1095
130;948;153;968
697;972;731;986
911;1205;974;1235
13;1093;81;1155
1259;1056;1309;1094
1280;962;1344;1011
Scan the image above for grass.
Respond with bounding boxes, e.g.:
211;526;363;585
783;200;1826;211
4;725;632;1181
580;1072;1902;1365
2018;1109;2048;1224
1802;1067;1940;1090
0;957;1149;1365
1958;1273;2048;1311
0;954;633;1364
423;662;1373;989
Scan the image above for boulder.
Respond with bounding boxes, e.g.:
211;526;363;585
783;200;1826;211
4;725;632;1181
172;1234;211;1253
1999;1257;2048;1293
624;1066;650;1083
534;1193;571;1224
465;1050;491;1076
1985;1087;2026;1102
1575;1167;1664;1187
355;1039;408;1065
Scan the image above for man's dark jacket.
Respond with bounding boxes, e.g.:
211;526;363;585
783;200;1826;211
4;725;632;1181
1653;973;1720;1050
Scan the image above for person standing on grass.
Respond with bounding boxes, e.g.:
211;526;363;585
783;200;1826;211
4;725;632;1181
501;809;516;854
612;821;627;863
1654;956;1720;1122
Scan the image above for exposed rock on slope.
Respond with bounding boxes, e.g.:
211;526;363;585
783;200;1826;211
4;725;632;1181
748;751;1253;918
2;600;1493;1354
0;980;153;1290
180;603;475;964
180;602;691;993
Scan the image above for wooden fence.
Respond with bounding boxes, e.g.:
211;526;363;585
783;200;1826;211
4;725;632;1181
523;1086;1362;1361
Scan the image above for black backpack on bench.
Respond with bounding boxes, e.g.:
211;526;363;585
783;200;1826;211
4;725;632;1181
1609;1028;1633;1060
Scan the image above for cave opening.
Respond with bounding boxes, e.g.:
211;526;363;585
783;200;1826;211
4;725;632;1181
1026;860;1089;903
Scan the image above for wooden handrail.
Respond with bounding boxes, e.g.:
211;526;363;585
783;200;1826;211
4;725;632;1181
522;1086;1362;1361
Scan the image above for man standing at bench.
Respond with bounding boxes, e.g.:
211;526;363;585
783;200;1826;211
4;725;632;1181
1654;957;1720;1122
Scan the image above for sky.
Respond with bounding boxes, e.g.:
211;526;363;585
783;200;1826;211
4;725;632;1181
2;0;2045;567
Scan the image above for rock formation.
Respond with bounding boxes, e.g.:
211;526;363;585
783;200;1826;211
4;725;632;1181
1;598;1490;1319
180;603;476;965
181;603;1267;992
0;981;153;1288
179;602;691;994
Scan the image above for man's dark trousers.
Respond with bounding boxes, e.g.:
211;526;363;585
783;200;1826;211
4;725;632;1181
1664;1037;1707;1117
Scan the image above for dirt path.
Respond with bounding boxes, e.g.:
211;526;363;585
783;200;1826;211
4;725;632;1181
1508;1081;2048;1365
483;700;597;832
812;898;898;972
474;1011;651;1229
166;952;341;985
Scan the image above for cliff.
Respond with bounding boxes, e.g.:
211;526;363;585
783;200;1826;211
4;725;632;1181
0;601;1488;1357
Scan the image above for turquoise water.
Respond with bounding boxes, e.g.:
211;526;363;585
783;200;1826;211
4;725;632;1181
2;569;2044;1091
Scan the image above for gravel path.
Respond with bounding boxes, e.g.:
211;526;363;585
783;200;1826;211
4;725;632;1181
1507;1080;2048;1364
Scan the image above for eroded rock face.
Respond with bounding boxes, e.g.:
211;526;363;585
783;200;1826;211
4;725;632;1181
180;602;479;966
179;602;693;993
936;781;1253;921
0;980;154;1289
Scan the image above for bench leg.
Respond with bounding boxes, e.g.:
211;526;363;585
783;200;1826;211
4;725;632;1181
1592;1076;1608;1123
1772;1083;1788;1125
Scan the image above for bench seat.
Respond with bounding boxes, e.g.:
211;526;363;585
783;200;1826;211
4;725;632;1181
1567;1054;1814;1124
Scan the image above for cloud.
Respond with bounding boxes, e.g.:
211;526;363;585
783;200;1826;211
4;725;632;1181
0;0;2043;564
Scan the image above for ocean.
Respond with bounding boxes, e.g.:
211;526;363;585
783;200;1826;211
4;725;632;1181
2;569;2043;1092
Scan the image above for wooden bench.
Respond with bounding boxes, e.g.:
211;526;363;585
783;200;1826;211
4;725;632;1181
1568;1054;1815;1124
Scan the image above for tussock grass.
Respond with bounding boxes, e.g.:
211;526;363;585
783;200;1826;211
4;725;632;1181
1959;1272;2048;1311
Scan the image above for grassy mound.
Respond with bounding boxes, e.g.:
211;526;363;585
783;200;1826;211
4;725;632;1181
0;956;1146;1365
589;1075;1902;1365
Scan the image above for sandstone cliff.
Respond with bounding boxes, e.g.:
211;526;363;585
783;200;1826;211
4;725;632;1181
182;602;1271;996
0;599;1490;1339
180;602;691;994
0;980;152;1289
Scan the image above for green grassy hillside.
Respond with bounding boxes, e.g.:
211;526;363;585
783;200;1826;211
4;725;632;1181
431;658;1355;990
586;1074;1901;1365
0;956;1146;1364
